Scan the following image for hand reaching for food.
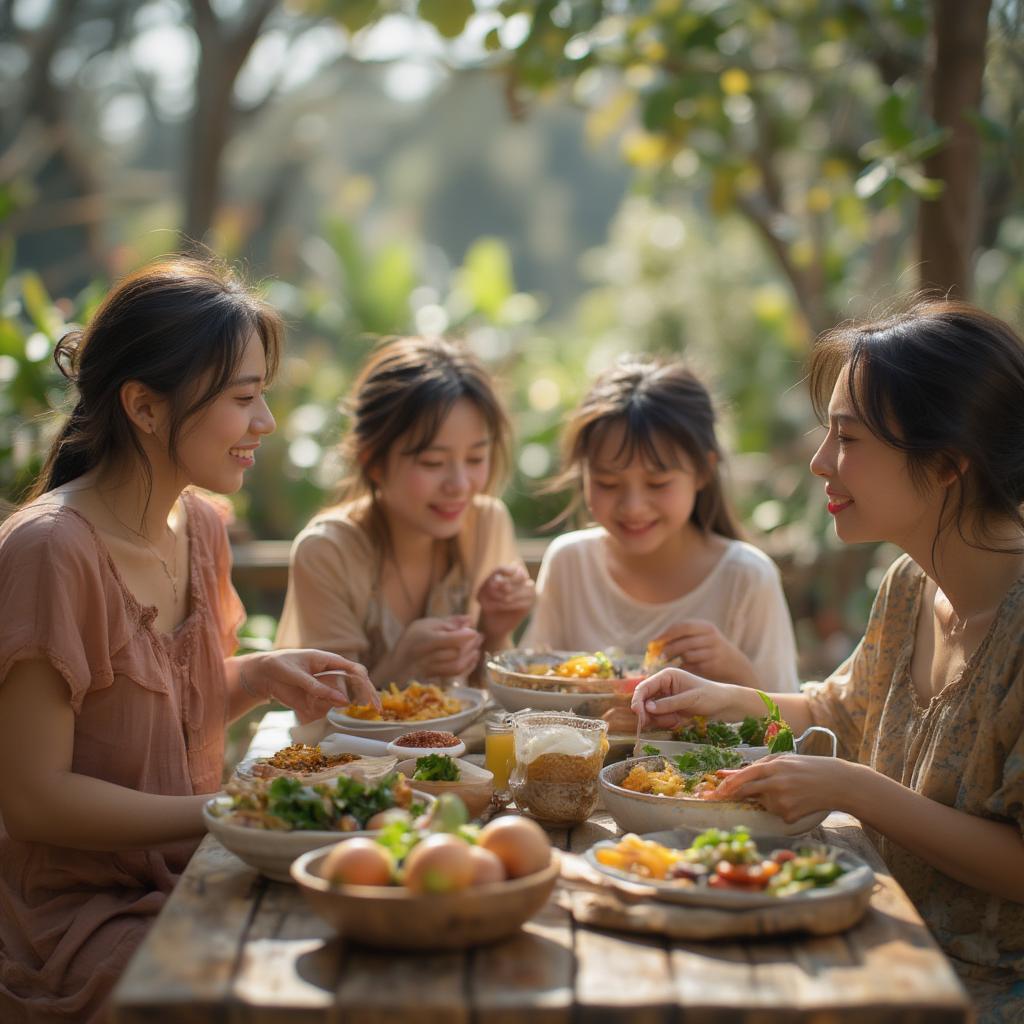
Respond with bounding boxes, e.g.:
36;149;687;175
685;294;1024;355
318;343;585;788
630;667;748;732
394;616;483;681
477;563;535;643
650;620;758;687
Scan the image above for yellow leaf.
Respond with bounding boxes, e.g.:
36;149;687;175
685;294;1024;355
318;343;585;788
806;186;832;213
643;40;668;63
821;158;849;181
586;90;636;144
790;239;815;268
621;130;671;167
720;68;751;96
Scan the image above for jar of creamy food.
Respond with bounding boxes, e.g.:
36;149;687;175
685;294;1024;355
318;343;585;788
509;712;609;824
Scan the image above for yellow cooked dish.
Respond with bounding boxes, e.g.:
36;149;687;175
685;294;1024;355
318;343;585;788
344;682;464;722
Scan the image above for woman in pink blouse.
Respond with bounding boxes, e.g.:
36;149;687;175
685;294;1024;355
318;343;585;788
0;258;378;1023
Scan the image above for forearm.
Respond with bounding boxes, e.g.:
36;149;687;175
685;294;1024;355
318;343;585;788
846;765;1024;903
5;772;208;850
479;626;512;656
224;652;271;721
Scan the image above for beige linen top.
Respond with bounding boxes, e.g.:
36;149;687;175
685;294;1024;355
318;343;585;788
805;554;1024;1018
276;495;520;680
522;527;800;691
0;491;244;1024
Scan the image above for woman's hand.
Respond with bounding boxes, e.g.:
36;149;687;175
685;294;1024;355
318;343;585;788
653;620;757;687
630;667;758;731
477;564;535;645
394;615;483;681
239;649;378;723
710;754;863;823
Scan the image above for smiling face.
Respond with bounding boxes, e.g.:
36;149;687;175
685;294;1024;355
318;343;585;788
583;421;708;557
373;398;492;543
809;364;945;548
172;331;276;494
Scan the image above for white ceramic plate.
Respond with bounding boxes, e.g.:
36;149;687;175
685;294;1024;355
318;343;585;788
599;756;829;837
584;828;874;910
203;790;434;883
326;687;487;742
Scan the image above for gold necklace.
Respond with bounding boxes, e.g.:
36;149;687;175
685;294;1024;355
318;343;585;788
98;490;180;603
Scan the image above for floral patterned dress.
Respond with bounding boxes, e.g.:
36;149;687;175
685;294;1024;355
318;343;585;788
805;554;1024;1022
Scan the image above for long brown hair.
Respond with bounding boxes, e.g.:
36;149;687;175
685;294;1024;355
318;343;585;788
551;355;743;540
808;299;1024;554
27;256;282;503
336;336;511;547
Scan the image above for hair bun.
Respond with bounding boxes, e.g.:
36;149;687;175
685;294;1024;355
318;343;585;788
53;329;83;382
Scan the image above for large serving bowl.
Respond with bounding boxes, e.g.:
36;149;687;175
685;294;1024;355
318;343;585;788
487;650;643;694
326;687;487;742
487;674;625;716
290;845;559;949
202;792;435;883
395;757;494;819
599;757;829;837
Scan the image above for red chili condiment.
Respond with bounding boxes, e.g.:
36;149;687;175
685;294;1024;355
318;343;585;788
393;730;460;748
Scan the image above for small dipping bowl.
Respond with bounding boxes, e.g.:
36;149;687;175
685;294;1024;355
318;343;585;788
386;730;466;760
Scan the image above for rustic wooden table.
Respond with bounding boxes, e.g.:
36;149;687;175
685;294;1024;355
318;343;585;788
110;711;972;1024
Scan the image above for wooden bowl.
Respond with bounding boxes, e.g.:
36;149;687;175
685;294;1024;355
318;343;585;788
290;847;559;949
395;758;494;819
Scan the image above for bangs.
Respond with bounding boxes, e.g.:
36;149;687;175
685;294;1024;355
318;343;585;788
582;414;690;473
399;396;456;455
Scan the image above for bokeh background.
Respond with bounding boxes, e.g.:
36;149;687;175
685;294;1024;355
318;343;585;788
2;0;1022;679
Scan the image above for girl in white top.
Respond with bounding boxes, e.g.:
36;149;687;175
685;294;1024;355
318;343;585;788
524;356;799;692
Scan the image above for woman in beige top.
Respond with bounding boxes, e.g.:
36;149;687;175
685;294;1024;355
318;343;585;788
632;301;1024;1021
0;259;376;1024
277;337;534;686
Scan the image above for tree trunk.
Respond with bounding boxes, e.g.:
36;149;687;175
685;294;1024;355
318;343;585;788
917;0;991;298
181;0;276;249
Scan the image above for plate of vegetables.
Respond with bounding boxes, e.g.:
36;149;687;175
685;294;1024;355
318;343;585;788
585;825;874;910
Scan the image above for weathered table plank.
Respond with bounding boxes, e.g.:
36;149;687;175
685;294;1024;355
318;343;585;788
110;711;973;1024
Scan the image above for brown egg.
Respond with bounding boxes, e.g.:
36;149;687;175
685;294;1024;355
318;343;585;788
467;845;507;886
478;816;551;879
365;808;411;831
321;838;394;887
402;834;475;894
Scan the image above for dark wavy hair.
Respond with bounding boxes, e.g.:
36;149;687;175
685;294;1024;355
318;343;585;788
335;336;511;546
808;299;1024;553
27;256;282;502
550;355;743;540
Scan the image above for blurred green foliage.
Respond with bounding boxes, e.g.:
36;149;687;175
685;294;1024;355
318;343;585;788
1;0;1022;680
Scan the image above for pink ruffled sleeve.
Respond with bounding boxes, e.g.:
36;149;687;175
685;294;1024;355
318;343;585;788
0;506;129;712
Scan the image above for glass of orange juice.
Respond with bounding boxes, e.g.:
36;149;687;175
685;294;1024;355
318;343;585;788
484;715;515;796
